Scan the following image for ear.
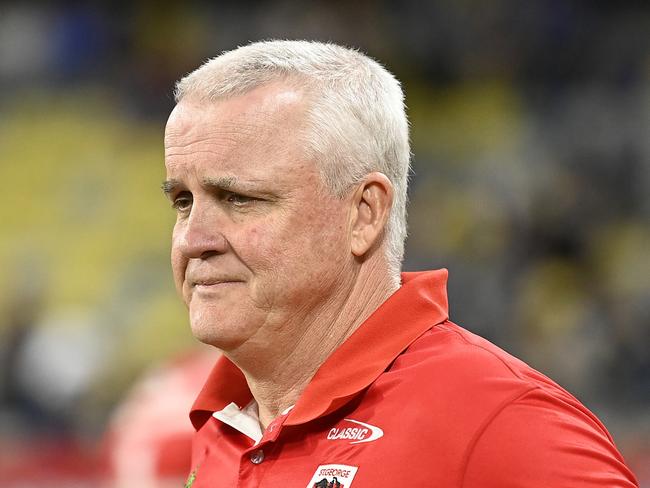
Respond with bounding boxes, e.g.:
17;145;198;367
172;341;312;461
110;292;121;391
350;172;394;257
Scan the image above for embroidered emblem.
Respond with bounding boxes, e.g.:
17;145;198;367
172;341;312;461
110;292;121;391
326;418;384;444
184;467;198;488
306;464;358;488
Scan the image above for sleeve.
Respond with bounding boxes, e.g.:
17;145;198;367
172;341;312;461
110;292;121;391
461;388;639;488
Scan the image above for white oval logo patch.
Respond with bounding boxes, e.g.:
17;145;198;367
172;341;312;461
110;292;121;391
326;418;384;445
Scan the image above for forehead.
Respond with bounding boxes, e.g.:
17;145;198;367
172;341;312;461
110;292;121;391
164;84;314;178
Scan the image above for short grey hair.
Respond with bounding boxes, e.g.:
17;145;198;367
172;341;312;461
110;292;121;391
175;40;410;283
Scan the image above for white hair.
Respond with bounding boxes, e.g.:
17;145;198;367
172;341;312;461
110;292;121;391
175;40;410;283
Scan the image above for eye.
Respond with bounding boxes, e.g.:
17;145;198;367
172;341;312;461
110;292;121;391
225;192;257;206
172;192;193;212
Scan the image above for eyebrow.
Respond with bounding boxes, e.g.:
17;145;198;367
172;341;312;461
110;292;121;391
202;176;238;191
161;179;181;195
161;176;245;195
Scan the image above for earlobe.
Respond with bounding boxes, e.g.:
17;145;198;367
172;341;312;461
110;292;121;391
350;173;393;257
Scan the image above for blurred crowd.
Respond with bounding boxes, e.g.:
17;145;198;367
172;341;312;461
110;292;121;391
0;1;648;486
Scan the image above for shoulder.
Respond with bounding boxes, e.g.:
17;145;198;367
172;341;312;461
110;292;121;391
387;321;565;405
460;386;638;487
386;321;606;432
378;322;638;487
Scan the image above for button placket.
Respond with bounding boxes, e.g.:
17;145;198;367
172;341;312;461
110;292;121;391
247;411;290;467
263;411;289;443
250;448;265;464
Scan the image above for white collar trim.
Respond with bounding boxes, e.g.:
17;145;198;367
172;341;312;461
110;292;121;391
213;400;263;444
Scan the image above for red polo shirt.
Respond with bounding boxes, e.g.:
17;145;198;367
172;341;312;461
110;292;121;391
188;270;638;487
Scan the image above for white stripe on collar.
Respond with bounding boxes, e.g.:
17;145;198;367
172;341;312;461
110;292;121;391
213;400;263;444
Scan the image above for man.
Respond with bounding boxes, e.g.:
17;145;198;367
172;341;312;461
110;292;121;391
163;40;638;487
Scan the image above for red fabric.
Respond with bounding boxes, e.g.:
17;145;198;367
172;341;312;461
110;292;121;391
102;348;216;484
188;269;639;487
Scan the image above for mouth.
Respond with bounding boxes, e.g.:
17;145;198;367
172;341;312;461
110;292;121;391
191;279;245;289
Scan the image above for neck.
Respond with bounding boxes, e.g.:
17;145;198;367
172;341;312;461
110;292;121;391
225;258;398;428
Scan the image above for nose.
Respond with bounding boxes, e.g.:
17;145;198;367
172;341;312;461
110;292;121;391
174;206;229;259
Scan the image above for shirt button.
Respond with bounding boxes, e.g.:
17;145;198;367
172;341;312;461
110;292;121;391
250;449;265;464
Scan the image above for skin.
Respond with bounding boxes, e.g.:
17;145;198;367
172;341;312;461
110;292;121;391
164;81;397;427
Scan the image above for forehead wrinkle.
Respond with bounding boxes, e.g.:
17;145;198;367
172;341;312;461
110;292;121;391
167;85;308;144
165;88;313;177
165;134;255;171
165;115;271;159
165;126;249;148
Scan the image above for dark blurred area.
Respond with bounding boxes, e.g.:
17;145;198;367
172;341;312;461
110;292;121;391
0;1;648;486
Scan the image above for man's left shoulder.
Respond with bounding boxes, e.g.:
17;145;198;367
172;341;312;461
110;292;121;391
390;321;550;389
380;321;582;425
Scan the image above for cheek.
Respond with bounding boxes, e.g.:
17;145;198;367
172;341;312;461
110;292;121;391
234;226;276;268
293;210;350;273
232;205;349;278
304;205;348;254
170;235;187;296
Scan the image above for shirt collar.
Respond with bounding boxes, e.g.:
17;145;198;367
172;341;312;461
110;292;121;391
213;400;263;444
190;269;449;430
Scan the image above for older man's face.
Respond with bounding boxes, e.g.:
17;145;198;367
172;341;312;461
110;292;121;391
164;84;354;351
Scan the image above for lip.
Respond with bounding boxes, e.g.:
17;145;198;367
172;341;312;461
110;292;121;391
191;279;245;288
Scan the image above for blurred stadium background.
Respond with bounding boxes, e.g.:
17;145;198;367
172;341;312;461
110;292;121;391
0;1;648;486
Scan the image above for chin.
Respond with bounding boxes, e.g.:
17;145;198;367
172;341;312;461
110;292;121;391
189;307;250;351
191;323;242;350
